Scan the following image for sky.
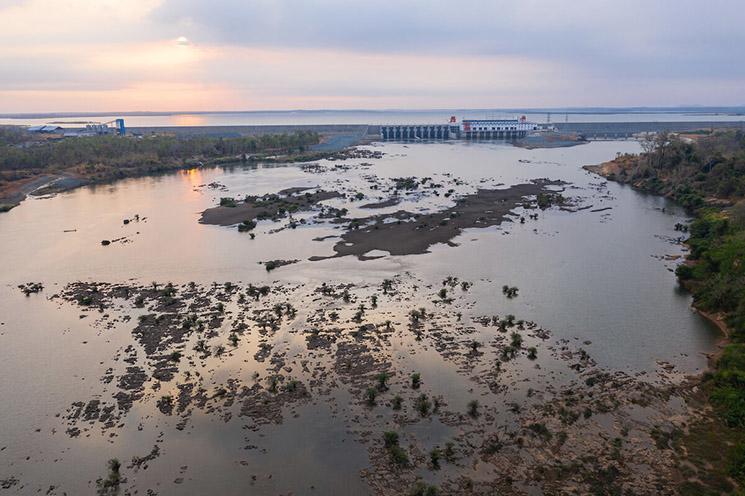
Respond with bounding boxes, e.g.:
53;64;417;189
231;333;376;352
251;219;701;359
1;0;744;112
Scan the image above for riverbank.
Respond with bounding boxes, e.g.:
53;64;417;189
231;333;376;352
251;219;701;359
1;162;214;211
0;130;325;212
0;173;62;211
585;129;745;494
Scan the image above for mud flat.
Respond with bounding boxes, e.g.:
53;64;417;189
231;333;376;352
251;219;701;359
199;187;343;226
312;180;565;260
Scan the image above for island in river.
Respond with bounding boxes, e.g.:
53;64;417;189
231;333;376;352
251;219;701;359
200;179;567;260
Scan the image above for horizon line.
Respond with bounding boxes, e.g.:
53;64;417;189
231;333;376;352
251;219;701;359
3;105;745;119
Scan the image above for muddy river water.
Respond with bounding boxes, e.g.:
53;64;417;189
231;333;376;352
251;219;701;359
0;141;720;495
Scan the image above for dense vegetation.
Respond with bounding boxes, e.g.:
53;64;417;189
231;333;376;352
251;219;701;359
607;130;745;493
609;130;745;209
0;129;319;171
0;126;29;146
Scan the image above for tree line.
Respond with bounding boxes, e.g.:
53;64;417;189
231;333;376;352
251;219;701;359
622;130;745;209
633;130;745;492
0;130;319;171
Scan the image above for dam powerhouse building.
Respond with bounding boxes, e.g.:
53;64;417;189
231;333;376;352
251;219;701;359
380;116;546;141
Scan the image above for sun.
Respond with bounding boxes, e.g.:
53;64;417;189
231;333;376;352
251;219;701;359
175;36;190;47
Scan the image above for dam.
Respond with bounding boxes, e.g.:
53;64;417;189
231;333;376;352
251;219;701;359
123;120;745;150
380;123;455;140
379;116;544;141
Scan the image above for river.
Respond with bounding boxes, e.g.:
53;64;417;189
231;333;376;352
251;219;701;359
0;140;720;495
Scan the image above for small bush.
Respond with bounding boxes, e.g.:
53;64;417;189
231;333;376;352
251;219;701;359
409;482;438;496
238;219;257;232
365;387;378;406
467;399;479;418
411;373;421;389
382;431;409;466
415;394;432;416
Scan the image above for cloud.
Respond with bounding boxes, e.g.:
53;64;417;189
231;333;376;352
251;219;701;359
152;0;745;78
1;0;745;111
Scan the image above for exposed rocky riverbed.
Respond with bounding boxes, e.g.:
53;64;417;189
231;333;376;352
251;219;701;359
21;275;696;495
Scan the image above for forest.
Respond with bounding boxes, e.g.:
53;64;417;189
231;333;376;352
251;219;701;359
0;128;319;171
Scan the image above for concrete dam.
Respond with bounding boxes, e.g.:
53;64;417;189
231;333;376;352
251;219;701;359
127;121;745;151
377;120;745;141
380;118;541;141
380;124;456;140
